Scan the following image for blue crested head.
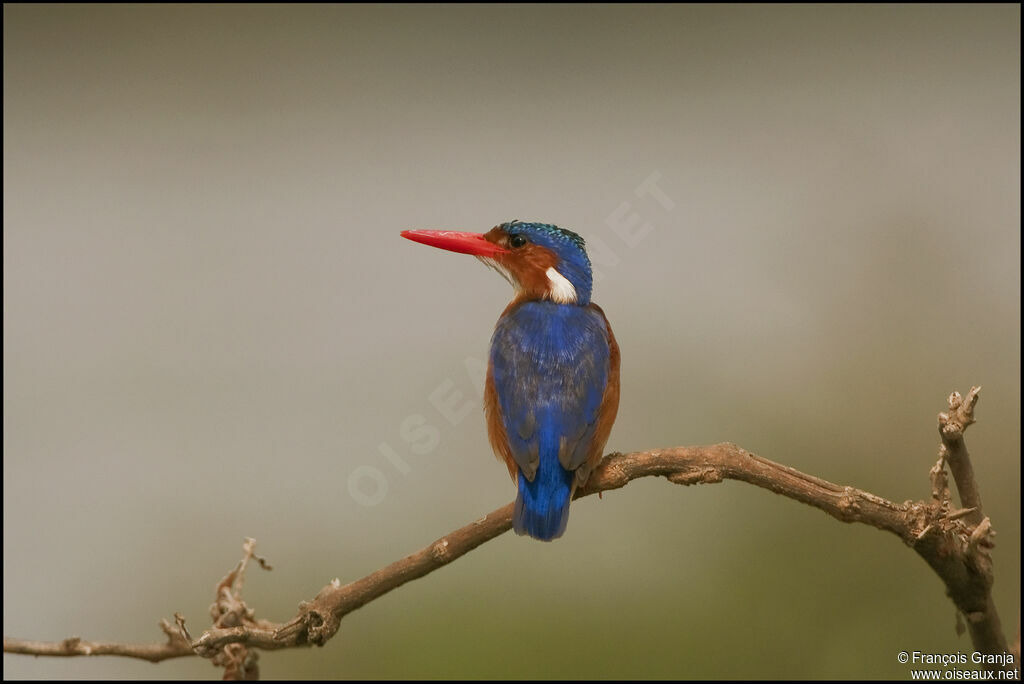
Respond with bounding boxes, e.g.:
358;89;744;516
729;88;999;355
479;220;594;306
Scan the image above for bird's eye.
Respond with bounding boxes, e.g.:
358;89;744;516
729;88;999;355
509;234;527;248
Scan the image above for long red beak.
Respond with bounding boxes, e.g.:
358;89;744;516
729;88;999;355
400;230;509;257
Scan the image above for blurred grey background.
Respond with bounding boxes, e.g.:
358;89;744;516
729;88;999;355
3;4;1019;680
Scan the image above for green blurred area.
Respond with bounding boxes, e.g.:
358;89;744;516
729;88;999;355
4;4;1019;680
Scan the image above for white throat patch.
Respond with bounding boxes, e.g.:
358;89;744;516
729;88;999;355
545;267;577;304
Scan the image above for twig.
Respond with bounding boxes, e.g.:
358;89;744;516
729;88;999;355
4;389;1014;676
2;620;192;663
939;387;984;525
200;537;274;679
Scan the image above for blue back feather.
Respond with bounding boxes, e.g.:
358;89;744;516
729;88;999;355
491;301;610;540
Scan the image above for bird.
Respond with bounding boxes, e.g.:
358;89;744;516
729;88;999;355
400;221;620;541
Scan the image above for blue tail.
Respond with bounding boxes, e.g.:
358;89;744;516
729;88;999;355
514;454;574;541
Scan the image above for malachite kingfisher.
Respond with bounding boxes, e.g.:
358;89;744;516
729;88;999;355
400;221;620;541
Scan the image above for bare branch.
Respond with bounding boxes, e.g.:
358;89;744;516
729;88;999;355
4;388;1013;676
928;387;1008;666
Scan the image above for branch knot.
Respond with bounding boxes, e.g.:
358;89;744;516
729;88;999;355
430;539;452;563
837;487;862;521
667;467;722;486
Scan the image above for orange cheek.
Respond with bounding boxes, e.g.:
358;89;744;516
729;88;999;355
500;245;559;299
